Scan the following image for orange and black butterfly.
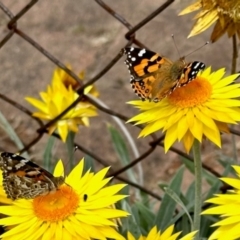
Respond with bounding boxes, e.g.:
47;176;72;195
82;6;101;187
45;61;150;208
124;47;205;102
0;152;64;200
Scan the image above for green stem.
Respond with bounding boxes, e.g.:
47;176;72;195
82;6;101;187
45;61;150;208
192;139;202;239
66;131;76;172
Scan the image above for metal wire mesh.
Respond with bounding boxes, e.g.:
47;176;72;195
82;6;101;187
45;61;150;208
0;0;231;199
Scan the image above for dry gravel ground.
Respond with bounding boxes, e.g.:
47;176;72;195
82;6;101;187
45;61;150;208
0;0;238;195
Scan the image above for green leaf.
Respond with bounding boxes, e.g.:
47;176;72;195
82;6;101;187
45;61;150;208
200;163;232;237
185;182;195;201
200;215;216;238
218;154;235;165
43;135;55;171
66;131;76;171
83;155;95;174
0;111;29;158
205;163;232;199
182;157;218;186
175;214;191;236
108;125;130;164
154;166;184;230
218;159;235;175
135;202;155;233
139;191;150;209
130;204;140;228
171;200;195;225
107;125;136;183
163;186;193;228
119;200;142;238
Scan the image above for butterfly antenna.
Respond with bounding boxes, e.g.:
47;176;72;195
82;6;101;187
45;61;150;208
185;41;209;58
74;146;79;152
171;34;181;58
64;146;78;174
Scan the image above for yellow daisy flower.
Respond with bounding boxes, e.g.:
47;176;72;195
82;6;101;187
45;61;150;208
0;159;129;240
26;68;98;142
126;225;196;240
128;67;240;153
52;65;99;97
202;165;240;240
179;0;240;42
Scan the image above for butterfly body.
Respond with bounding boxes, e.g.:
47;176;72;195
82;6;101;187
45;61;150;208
0;152;64;200
124;47;205;102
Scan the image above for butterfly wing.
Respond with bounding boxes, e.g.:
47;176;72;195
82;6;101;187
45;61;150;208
124;48;205;102
124;47;172;101
0;152;64;199
124;48;165;78
3;173;53;200
179;61;205;86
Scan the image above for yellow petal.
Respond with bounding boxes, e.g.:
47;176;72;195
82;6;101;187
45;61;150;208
25;97;48;113
182;131;194;153
193;107;218;131
57;121;69;142
221;178;240;190
202;124;221;147
32;112;52;120
179;1;201;15
232;166;240;176
179;231;197;240
212;73;240;88
188;9;218;37
67;159;84;183
215;121;229;133
177;115;189;141
53;159;64;177
164;125;178;152
127;232;136;240
160;225;175;238
189;116;203;142
139;119;166;137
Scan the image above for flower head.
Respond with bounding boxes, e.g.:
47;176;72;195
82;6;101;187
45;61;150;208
202;165;240;240
26;66;98;142
0;159;129;240
179;0;240;42
128;67;240;153
52;65;99;97
126;225;196;240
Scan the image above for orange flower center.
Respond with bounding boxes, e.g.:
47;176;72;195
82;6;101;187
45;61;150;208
168;77;212;108
33;185;79;222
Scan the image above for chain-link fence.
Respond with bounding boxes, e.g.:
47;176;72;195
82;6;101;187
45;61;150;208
0;0;238;201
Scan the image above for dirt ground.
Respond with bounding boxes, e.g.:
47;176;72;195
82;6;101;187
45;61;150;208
0;0;239;195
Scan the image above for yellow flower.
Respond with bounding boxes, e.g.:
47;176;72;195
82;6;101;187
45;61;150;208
0;159;129;240
0;171;12;205
179;0;240;42
202;165;240;240
52;65;99;97
126;225;196;240
26;68;98;142
128;67;240;153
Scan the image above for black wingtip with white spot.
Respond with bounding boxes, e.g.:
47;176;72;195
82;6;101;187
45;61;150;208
185;61;205;81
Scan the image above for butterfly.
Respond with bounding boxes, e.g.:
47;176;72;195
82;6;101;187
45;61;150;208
123;47;205;102
0;152;64;200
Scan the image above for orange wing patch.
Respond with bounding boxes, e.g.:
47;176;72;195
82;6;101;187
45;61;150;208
131;76;156;100
0;152;65;200
124;47;205;102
